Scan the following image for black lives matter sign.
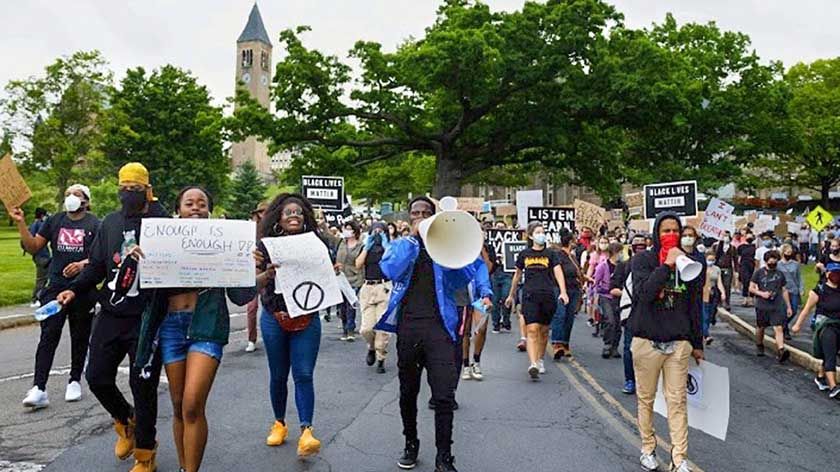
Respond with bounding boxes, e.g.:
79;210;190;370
486;229;524;260
302;175;344;211
643;180;697;219
502;241;528;273
527;207;576;244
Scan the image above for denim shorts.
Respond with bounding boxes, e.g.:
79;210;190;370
158;311;223;365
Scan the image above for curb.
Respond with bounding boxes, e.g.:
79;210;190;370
0;314;37;331
717;307;839;375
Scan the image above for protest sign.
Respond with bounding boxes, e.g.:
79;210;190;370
261;232;343;317
699;198;735;240
628;219;652;234
516;190;543;229
807;205;833;232
753;215;776;235
786;222;801;235
324;204;353;229
495;204;517;217
0;154;32;213
625;191;644;208
654;360;730;441
456;197;485;213
336;273;358;306
574;199;607;231
643;180;698;219
486;229;524;259
302;175;344;210
139;218;256;288
527;207;576;244
502;241;528;273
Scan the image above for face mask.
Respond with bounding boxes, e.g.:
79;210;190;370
119;189;147;215
783;252;792;258
832;248;840;256
681;236;695;248
746;238;754;244
533;234;547;246
724;237;731;243
763;240;773;248
828;272;840;285
659;233;680;264
598;242;609;251
342;229;354;239
632;244;647;254
64;195;82;213
707;258;715;264
766;262;777;270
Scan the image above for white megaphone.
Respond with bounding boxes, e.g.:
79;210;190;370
675;255;702;282
418;196;484;269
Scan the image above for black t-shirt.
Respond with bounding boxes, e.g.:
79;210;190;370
402;247;438;320
557;250;581;291
738;244;756;270
37;212;100;300
516;247;560;295
751;267;786;312
815;283;840;320
365;244;386;280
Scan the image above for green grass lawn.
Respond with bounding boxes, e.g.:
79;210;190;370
801;263;821;293
0;225;35;306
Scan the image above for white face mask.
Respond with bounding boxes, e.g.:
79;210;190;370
598;242;609;251
342;229;354;239
64;194;82;213
681;236;695;248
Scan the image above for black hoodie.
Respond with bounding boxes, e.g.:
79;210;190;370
628;212;703;350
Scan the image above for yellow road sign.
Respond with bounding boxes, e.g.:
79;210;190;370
807;205;834;232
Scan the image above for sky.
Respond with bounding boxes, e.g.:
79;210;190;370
2;0;840;111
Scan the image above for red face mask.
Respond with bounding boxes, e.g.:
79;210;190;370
659;233;680;264
829;272;840;285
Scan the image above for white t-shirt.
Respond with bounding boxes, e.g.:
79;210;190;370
810;230;819;244
755;246;769;269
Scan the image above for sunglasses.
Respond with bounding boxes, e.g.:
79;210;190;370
282;208;304;217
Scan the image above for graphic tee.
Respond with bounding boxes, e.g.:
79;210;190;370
37;212;100;299
751;267;786;312
516;247;560;296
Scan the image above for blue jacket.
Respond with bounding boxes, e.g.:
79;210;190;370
375;236;493;342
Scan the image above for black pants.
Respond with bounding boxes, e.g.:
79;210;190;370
720;268;733;308
600;297;621;350
819;324;840;372
397;316;462;457
33;301;94;390
86;311;162;450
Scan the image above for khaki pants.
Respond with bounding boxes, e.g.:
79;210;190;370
631;337;691;466
360;282;392;361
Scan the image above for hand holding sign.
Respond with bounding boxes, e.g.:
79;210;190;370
0;154;32;214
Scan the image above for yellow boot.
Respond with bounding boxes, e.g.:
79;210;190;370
266;420;288;446
113;418;135;460
297;426;321;457
129;445;156;472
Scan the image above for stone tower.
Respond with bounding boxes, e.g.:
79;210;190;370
230;3;272;175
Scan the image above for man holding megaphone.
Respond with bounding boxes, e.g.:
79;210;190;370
375;196;492;472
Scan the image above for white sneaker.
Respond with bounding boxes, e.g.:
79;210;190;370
339;334;349;341
528;363;539;380
461;366;472;380
30;301;41;308
537;359;546;374
346;334;355;342
671;460;692;472
245;341;257;353
470;363;483;381
22;386;49;409
65;381;82;402
640;451;661;471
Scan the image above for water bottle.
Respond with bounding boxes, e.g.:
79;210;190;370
34;300;62;321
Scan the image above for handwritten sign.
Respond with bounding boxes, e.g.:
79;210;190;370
502;241;528;273
643;180;697;219
302;175;344;211
699;198;735;240
261;232;343;317
139;218;256;288
574;199;607;232
0;154;32;213
456;197;485;213
527;206;576;244
494;204;517;217
625;191;643;208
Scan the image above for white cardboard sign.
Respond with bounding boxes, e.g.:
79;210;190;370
654;360;730;441
139;218;256;288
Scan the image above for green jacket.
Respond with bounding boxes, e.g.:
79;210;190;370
813;317;840;360
135;287;255;374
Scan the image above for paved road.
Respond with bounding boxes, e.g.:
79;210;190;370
0;303;836;472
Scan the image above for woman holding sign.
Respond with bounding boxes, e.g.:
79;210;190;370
134;187;256;472
254;193;326;458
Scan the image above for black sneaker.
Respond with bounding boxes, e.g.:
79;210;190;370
611;348;621;359
377;360;386;374
756;344;765;357
601;347;611;359
815;376;830;391
777;348;790;364
435;452;458;472
398;439;419;469
366;350;376;366
830;386;840;400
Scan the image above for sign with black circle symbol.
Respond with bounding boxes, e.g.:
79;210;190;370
686;373;699;396
293;281;325;312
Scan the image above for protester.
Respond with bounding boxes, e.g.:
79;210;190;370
506;222;570;379
245;202;267;353
375;196;492;472
816;237;840;284
777;243;802;340
749;250;793;362
26;207;51;307
12;185;99;409
490;223;515;333
460;243;494;381
610;234;648;395
629;212;703;472
738;234;757;307
798;224;811;264
56;163;166;471
585;236;609;336
133;187;256;472
755;232;774;269
336;220;364;342
702;250;726;345
596;242;622;359
255;193;325;457
356;221;391;373
713;232;736;311
550;230;583;359
792;261;840;398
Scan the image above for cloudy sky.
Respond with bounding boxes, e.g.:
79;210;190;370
2;0;839;110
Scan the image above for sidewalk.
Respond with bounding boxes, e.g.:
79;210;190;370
724;294;812;353
0;303;37;330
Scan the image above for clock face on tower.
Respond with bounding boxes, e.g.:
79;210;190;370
261;75;268;86
241;72;251;84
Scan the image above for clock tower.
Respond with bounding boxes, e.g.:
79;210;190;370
231;3;272;175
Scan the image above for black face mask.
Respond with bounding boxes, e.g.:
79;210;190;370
832;248;840;256
119;190;147;215
766;262;777;270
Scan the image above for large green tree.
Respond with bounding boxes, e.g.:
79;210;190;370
227;161;267;219
0;50;112;204
102;65;228;209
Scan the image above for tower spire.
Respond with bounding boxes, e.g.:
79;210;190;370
238;2;271;46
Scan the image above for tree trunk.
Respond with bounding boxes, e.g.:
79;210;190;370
432;152;463;198
821;180;831;209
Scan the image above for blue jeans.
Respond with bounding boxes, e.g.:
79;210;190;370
623;325;634;382
491;272;513;329
551;288;580;344
340;288;359;334
784;292;800;335
702;302;716;338
260;307;321;427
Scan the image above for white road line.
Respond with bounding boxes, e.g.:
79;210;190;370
0;460;44;471
0;364;167;385
0;314;30;321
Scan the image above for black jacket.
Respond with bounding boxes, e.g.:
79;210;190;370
628;212;703;350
